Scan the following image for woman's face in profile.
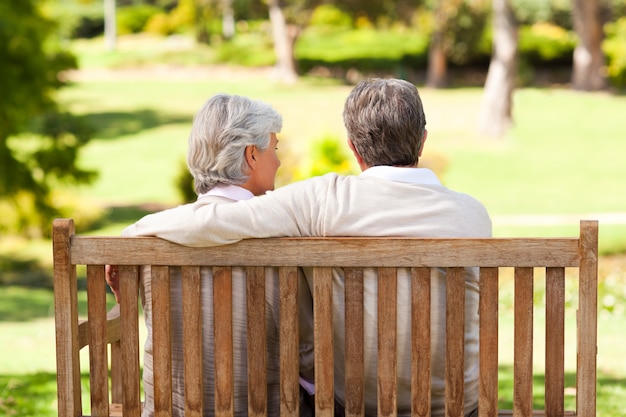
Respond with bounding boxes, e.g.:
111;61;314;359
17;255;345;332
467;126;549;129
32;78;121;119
249;133;281;195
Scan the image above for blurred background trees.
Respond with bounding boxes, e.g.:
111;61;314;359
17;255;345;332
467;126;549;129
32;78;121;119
0;0;96;237
54;0;626;92
3;0;626;236
44;0;626;144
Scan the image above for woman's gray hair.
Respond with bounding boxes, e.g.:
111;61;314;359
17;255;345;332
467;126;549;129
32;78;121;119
187;94;282;194
343;78;426;167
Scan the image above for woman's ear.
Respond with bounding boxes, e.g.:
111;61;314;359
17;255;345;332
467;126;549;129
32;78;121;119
245;145;257;169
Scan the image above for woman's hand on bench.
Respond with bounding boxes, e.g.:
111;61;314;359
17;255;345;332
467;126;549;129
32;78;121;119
105;264;121;303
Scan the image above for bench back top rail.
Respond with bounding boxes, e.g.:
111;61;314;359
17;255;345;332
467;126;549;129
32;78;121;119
53;219;598;417
68;236;582;268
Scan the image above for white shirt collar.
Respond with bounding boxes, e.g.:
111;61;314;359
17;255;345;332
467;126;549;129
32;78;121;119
360;166;442;185
198;184;254;201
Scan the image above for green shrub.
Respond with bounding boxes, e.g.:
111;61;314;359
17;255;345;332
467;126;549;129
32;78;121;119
0;189;102;241
308;4;353;30
295;27;429;73
511;0;573;28
48;0;104;39
444;1;491;66
175;159;196;204
292;135;356;181
144;12;172;35
215;32;276;67
143;0;195;36
604;17;626;89
117;4;162;35
167;0;196;34
518;22;576;64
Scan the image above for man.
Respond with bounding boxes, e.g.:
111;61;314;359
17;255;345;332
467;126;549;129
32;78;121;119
122;78;492;417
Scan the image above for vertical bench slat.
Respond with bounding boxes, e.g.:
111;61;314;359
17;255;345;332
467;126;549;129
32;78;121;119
214;266;235;417
119;265;141;417
52;219;82;417
313;267;334;417
152;265;173;417
378;267;398;417
247;266;267;417
86;265;110;416
446;267;466;417
545;267;565;417
182;266;204;417
279;266;300;417
513;267;534;417
577;220;598;417
344;267;365;417
478;267;499;417
411;267;431;417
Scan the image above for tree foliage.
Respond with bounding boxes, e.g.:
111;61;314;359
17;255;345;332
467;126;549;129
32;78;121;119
0;0;96;236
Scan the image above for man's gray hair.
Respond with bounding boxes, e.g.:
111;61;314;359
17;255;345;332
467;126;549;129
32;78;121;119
343;78;427;167
187;94;282;194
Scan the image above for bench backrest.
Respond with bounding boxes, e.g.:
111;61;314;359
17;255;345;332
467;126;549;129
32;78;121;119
53;218;598;417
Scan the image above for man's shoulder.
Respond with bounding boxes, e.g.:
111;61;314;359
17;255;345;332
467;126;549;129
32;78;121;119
272;172;356;195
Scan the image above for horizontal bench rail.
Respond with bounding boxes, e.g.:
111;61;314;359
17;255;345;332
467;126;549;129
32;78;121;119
69;236;582;267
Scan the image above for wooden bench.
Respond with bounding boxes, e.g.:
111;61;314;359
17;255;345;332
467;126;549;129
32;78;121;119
53;218;598;417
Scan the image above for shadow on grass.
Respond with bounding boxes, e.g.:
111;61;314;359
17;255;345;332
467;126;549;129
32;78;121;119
0;256;52;288
497;365;626;415
0;371;58;417
0;370;139;417
0;285;112;322
0;286;56;321
497;365;578;410
76;109;190;140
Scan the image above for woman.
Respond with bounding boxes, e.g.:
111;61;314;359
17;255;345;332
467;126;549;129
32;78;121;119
108;94;314;417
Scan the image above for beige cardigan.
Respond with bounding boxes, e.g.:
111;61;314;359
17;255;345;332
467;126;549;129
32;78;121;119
138;195;315;417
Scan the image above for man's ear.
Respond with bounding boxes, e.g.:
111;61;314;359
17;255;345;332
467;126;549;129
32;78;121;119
348;139;367;171
418;130;428;157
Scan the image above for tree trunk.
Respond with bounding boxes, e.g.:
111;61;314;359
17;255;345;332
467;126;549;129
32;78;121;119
427;31;447;88
572;0;606;91
478;0;518;138
195;0;212;44
268;0;298;84
426;1;448;88
222;0;235;40
104;0;116;51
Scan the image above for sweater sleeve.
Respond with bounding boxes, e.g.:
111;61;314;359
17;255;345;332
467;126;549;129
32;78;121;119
121;174;337;246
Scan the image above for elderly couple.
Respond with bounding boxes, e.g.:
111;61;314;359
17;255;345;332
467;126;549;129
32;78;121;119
107;78;491;417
